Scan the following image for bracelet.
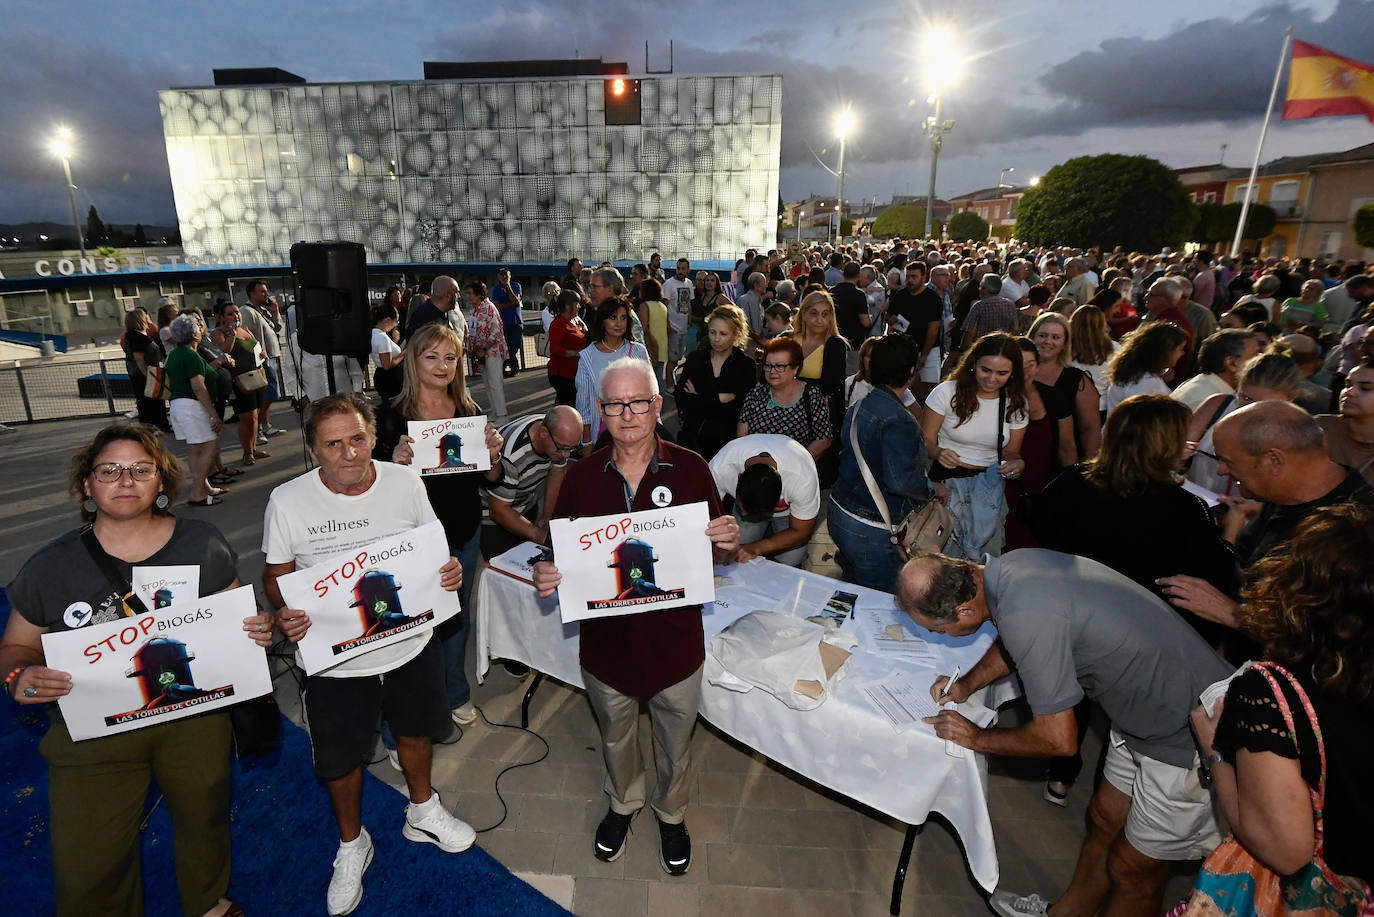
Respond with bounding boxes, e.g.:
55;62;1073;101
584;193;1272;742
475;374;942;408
3;665;27;699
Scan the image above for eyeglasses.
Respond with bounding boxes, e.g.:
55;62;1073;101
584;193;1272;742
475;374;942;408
762;362;796;373
600;398;656;416
550;436;581;455
91;462;158;483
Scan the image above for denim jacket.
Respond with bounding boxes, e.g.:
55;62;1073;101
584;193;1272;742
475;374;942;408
832;386;932;522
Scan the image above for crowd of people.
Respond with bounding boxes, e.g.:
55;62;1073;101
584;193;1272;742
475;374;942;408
10;237;1374;916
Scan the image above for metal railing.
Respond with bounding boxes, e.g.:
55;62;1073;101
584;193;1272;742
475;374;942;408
0;359;136;425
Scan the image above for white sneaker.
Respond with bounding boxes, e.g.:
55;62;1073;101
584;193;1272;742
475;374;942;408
451;702;478;726
256;433;269;445
263;424;285;436
990;891;1052;917
326;828;374;916
402;792;476;853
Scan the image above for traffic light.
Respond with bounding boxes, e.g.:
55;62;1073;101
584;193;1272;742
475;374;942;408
604;77;641;126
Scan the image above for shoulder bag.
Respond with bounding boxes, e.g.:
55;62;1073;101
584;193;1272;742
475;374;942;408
1175;662;1373;917
144;365;171;400
850;407;954;558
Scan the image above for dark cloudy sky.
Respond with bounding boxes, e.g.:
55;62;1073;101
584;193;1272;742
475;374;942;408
2;0;1372;228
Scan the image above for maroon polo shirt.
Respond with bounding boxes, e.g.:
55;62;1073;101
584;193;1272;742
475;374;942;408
553;437;724;697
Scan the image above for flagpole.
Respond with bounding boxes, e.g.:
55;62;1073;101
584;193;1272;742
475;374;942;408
1232;26;1295;258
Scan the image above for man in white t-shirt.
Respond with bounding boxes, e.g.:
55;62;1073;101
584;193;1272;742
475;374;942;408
662;258;694;368
264;394;475;916
709;434;820;567
1000;259;1032;307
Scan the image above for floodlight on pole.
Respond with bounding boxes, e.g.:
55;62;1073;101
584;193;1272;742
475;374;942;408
921;24;960;239
834;105;854;243
998;167;1015;188
1029;176;1040;186
50;126;85;261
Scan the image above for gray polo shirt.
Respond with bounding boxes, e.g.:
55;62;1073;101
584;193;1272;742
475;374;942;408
985;549;1230;768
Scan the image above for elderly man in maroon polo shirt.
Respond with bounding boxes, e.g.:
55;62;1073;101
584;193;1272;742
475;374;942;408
533;357;739;877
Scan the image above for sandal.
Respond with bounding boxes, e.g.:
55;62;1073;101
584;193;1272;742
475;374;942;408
251;449;271;459
209;473;236;486
216;466;245;477
186;496;223;507
242;454;257;466
208;487;230;497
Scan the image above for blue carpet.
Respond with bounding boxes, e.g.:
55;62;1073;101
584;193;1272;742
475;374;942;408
1;708;572;916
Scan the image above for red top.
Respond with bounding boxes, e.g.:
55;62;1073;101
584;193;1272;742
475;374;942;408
553;438;724;696
547;314;587;379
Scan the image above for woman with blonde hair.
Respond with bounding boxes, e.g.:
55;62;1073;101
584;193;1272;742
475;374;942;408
1068;305;1120;416
673;303;756;459
1028;311;1101;466
790;289;850;483
373;322;503;733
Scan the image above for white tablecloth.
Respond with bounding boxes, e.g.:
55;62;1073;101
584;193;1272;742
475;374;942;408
474;554;1017;892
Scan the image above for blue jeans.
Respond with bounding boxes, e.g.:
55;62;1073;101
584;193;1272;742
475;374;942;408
735;506;809;567
503;324;524;373
944;466;1007;561
827;498;904;593
383;526;480;750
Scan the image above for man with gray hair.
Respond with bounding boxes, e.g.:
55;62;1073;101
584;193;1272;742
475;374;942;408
1000;259;1032;308
859;266;885;338
1169;329;1258;411
1058;257;1095;308
532;357;739;878
1165;272;1217;345
1142;276;1195;381
959;273;1018;349
898;551;1229;917
1160;400;1374;628
736;272;770;345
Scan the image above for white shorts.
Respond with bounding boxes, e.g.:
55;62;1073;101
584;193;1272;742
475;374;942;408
918;348;943;383
1102;730;1223;861
169;398;218;445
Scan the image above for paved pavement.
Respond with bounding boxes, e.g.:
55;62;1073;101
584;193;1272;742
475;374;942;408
0;369;1200;916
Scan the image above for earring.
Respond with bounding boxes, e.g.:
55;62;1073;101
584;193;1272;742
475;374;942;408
82;498;97;514
155;493;170;510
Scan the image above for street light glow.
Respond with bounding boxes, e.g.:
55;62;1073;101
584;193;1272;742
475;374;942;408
51;139;71;159
1030;175;1041;186
834;106;855;140
922;25;962;92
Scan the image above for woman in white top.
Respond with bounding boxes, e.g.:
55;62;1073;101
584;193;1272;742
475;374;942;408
844;336;918;418
1102;321;1189;419
370;302;404;401
1067;305;1120;417
921;332;1029;560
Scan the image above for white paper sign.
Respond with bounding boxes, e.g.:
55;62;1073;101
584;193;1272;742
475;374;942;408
41;585;272;741
131;565;201;611
408;416;491;475
487;540;552;584
549;502;715;623
276;520;460;674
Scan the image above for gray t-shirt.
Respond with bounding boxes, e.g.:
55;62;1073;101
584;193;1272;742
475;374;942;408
985;549;1229;768
9;519;239;634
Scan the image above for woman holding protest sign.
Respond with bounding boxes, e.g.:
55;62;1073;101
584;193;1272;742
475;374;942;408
372;323;503;731
1;422;273;917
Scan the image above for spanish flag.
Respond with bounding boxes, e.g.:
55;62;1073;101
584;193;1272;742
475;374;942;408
1283;39;1374;123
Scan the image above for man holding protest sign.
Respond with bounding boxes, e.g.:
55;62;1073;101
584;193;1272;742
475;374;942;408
532;357;740;878
262;394;474;917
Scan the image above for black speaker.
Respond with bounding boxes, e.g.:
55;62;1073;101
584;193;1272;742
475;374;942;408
290;241;371;357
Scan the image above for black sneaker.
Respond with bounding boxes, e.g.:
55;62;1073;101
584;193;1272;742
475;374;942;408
657;818;691;876
593;809;633;862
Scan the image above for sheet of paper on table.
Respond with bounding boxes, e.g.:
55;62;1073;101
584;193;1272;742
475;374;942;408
407;416;491;475
487;540;552;585
549;502;714;623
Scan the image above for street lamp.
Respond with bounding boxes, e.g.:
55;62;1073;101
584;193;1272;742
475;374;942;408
921;25;961;239
834;105;855;244
998;166;1015;189
50;127;85;261
1029;176;1040;187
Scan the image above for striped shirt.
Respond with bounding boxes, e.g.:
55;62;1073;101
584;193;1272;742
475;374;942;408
481;415;558;525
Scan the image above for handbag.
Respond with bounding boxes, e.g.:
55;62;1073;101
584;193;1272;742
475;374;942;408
234;367;268;393
143;365;171;400
1176;662;1373;917
535;330;551;358
849;408;954;558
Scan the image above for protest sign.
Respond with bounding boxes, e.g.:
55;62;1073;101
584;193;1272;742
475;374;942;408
407;416;491;475
549;502;714;623
131;565;200;611
276;520;460;674
42;585;271;741
486;540;551;585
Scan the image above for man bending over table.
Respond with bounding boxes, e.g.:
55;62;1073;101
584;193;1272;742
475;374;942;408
897;550;1230;917
532;357;739;878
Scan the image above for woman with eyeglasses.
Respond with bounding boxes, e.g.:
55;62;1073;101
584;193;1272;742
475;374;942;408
673;304;757;460
373;323;503;735
736;337;833;461
1102;321;1189;419
1;422;272;917
575;296;650;446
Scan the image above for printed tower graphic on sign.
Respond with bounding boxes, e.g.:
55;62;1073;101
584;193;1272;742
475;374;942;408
437;433;464;468
153;588;175;609
349;569;410;636
607;539;670;600
124;637;210;708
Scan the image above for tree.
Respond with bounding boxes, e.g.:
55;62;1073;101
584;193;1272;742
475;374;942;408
133;223;148;246
1353;204;1374;249
1013;154;1193;251
85;205;108;245
871;204;941;239
839;217;855;236
1206;203;1278;245
947;211;990;242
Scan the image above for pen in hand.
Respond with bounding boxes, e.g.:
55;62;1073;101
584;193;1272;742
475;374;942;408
939;666;962;703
